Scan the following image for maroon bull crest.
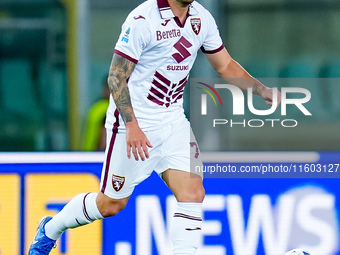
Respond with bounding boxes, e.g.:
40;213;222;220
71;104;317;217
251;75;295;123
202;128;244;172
112;174;125;192
191;18;201;35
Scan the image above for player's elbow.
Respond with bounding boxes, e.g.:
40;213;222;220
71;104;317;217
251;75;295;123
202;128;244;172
214;59;232;77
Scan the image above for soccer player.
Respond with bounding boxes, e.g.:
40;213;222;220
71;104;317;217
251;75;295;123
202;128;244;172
28;0;280;254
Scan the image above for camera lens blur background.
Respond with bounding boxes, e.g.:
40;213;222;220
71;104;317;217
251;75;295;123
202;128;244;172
0;0;339;151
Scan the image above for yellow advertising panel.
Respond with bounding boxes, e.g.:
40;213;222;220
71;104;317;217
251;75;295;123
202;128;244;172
0;174;20;255
25;174;101;255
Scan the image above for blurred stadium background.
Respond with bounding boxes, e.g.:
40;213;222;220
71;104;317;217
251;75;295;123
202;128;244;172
0;0;339;151
1;0;340;255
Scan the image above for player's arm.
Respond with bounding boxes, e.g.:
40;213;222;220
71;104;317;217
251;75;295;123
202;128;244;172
108;53;152;161
205;47;280;106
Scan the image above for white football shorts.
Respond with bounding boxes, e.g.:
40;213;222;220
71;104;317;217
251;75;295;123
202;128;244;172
99;118;203;199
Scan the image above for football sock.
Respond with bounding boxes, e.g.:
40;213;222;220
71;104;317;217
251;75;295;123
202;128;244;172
170;202;203;255
44;192;103;240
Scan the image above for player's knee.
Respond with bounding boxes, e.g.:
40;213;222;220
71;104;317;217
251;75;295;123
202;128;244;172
177;187;205;203
193;187;205;203
96;194;128;217
100;199;127;217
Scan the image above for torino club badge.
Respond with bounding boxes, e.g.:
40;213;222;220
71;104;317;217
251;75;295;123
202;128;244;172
191;18;201;35
112;174;125;192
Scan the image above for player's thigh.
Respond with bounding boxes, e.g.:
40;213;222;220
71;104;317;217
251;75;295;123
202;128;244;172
100;129;161;200
162;169;205;203
156;119;204;202
155;118;203;176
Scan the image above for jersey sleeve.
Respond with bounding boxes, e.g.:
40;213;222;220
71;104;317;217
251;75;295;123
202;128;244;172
114;15;151;64
201;12;224;54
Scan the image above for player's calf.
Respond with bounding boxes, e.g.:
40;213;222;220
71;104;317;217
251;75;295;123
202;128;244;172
170;202;203;255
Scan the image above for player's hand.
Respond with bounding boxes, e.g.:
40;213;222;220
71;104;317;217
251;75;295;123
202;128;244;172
260;87;281;107
125;121;153;161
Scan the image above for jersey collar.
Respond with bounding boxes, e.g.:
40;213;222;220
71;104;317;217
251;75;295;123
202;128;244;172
157;0;198;19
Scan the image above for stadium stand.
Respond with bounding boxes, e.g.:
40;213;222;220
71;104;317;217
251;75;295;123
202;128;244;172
320;61;340;119
0;60;41;118
0;60;43;150
279;60;329;120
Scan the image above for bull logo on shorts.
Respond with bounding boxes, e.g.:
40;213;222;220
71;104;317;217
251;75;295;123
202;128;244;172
112;174;125;192
190;18;201;35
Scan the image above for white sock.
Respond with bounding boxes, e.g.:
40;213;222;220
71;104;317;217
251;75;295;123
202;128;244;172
170;202;203;255
45;192;103;240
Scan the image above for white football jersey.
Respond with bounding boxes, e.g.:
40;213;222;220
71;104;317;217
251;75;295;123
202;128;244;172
106;0;223;132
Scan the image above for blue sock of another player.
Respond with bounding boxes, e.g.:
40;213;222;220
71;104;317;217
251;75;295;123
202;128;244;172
44;192;104;240
170;202;203;255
